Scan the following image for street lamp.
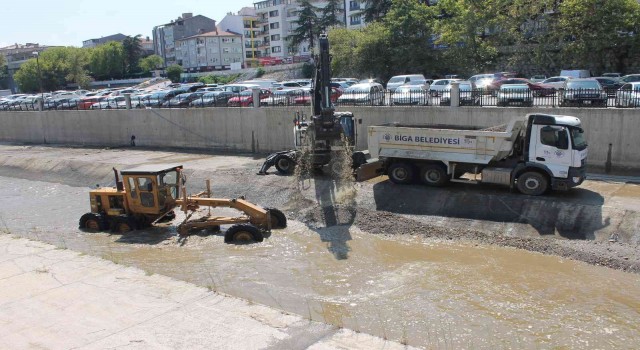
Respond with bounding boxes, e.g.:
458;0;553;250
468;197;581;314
32;51;44;103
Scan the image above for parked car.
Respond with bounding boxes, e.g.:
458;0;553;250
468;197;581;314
220;84;259;93
262;89;305;106
560;69;590;78
429;79;462;96
336;83;385;106
386;74;426;92
560;79;607;107
390;85;430;106
541;76;571;90
468;74;495;91
90;96;126;109
78;96;105;110
196;87;223;93
620;74;640;84
227;89;272;107
593;77;624;96
294;87;341;105
602;73;622;80
440;81;480;106
488;78;555;96
530;75;547;83
496;84;533;107
189;91;236;107
358;78;385;88
162;92;204;108
138;91;179;107
615;82;640;108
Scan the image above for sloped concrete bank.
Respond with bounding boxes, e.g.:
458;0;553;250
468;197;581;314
0;105;638;171
0;144;638;274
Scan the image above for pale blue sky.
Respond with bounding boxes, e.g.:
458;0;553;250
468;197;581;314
0;0;257;47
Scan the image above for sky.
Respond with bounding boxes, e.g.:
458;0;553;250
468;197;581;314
0;0;257;48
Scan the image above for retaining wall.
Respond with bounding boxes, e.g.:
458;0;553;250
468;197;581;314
0;106;636;170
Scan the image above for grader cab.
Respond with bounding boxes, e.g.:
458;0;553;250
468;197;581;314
79;164;286;243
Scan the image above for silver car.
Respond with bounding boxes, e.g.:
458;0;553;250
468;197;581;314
496;84;533;107
391;85;429;106
615;82;640;107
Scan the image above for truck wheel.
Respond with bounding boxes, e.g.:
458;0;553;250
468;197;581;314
224;224;264;244
420;164;449;187
387;162;415;185
266;208;287;229
517;171;549;196
111;216;138;233
79;213;107;232
275;156;295;175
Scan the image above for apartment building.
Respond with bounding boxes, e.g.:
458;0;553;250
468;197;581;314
0;43;54;92
82;33;128;48
219;7;262;67
175;29;243;71
345;0;365;29
153;13;217;67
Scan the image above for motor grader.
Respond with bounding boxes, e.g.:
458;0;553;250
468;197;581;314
78;164;286;243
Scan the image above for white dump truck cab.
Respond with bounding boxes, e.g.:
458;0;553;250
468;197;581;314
360;114;588;195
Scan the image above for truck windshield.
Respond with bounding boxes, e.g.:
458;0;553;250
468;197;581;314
570;127;587;150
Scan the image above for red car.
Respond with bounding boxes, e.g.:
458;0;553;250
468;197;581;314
488;78;555;96
227;89;272;107
78;96;106;110
294;87;342;105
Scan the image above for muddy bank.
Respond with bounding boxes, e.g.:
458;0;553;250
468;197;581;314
1;144;639;274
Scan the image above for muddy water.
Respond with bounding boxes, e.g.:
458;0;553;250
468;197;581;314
1;176;639;349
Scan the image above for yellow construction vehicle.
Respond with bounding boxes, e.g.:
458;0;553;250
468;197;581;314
79;164;286;243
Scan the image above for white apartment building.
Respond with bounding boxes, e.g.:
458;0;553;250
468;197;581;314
345;0;365;29
175;30;243;71
218;7;262;67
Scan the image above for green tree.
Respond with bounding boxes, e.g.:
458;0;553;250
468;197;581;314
14;47;91;92
89;42;125;80
122;35;143;75
363;0;392;23
139;54;164;73
287;0;320;51
555;0;640;73
320;0;344;30
166;64;183;83
327;27;362;77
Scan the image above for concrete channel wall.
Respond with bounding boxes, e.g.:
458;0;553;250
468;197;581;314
0;106;636;170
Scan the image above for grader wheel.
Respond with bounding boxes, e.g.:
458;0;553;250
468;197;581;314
79;213;107;232
111;216;138;233
266;208;287;229
224;224;264;244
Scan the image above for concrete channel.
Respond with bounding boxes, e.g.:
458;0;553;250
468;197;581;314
0;145;639;349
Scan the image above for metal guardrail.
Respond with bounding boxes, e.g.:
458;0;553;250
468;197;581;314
2;88;639;111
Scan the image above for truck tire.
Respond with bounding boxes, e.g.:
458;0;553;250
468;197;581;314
224;224;264;244
387;162;415;185
111;215;138;233
516;171;549;196
420;164;449;187
275;156;295;175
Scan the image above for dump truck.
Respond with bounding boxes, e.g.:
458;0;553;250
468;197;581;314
356;114;588;195
79;164;286;243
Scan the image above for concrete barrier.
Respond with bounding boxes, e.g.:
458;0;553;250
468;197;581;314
0;106;637;171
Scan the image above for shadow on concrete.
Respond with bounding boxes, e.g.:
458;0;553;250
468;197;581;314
373;180;609;240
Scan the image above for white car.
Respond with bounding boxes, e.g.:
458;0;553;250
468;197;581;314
429;79;462;96
541;76;571;90
261;89;305;106
391;85;429;105
387;74;426;92
615;82;640;108
90;96;126;109
337;83;385;106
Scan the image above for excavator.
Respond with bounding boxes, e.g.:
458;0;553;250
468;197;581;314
258;33;367;176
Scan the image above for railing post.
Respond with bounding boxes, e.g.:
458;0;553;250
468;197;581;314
252;88;261;108
124;94;132;110
450;81;460;107
37;98;44;111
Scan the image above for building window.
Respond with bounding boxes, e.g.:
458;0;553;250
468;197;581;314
350;15;361;25
270;22;279;30
223;48;230;53
270;34;281;41
224;57;231;63
272;46;281;53
269;10;279;17
222;38;232;43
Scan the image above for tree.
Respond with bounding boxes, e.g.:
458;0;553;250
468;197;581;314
287;0;320;51
166;64;183;83
89;42;125;80
140;54;164;73
14;47;91;92
320;0;345;31
363;0;392;23
555;0;640;74
65;48;91;89
122;35;143;75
